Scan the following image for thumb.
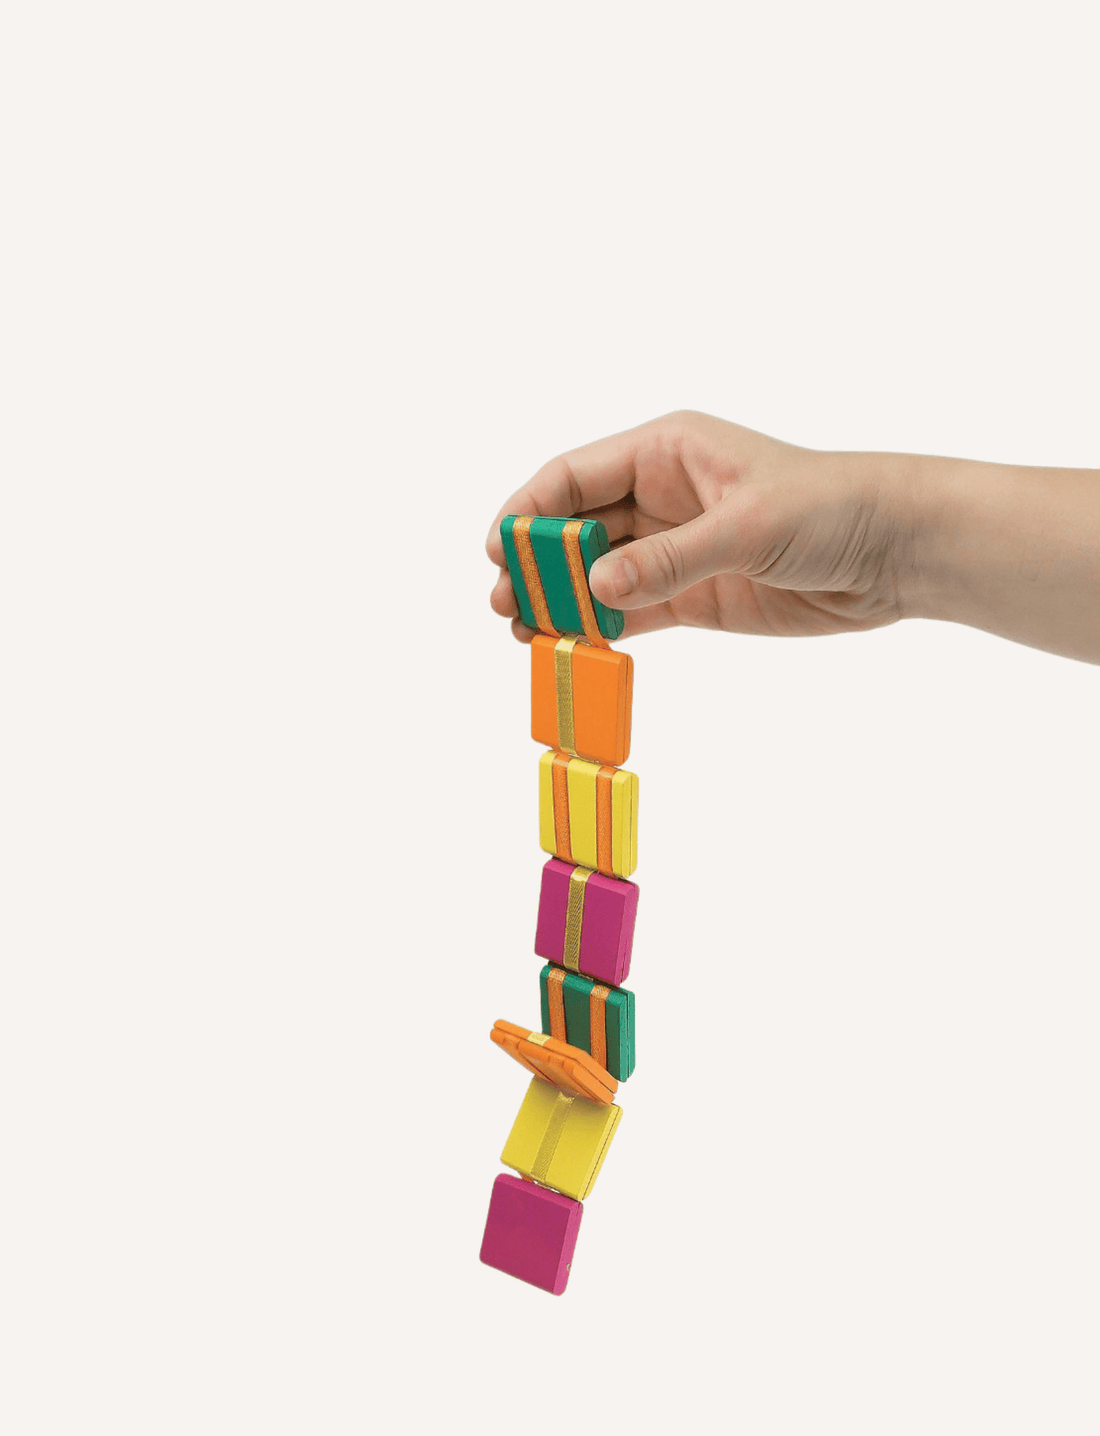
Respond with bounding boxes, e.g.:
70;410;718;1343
589;510;735;609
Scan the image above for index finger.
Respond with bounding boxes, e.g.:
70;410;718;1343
485;419;651;566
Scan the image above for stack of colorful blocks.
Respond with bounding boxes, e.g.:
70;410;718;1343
480;516;639;1296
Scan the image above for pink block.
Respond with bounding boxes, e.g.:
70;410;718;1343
479;1174;583;1295
534;859;639;986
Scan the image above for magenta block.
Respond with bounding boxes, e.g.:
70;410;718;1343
534;859;639;986
479;1174;583;1295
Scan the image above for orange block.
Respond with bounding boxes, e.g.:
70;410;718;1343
490;1019;617;1105
531;636;633;767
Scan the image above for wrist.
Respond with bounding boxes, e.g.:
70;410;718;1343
830;448;933;620
889;452;959;622
873;450;992;625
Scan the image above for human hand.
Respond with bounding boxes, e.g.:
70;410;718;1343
486;411;911;641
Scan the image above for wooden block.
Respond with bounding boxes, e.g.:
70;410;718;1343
539;964;636;1081
479;1173;583;1295
531;635;633;767
501;1077;621;1201
534;857;639;986
490;1018;617;1105
500;515;625;642
538;751;638;878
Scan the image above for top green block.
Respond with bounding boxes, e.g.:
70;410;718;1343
500;515;625;641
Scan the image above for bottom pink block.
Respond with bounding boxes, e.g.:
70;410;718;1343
479;1174;583;1295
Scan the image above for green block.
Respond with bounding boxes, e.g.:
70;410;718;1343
500;515;625;641
562;979;592;1055
538;963;636;1081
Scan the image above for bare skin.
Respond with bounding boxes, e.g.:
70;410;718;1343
486;411;1100;666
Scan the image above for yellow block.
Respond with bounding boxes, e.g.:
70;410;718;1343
501;1077;622;1201
538;752;556;855
566;757;599;869
611;769;638;876
537;750;639;879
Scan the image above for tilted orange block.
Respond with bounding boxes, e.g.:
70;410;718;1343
490;1019;617;1105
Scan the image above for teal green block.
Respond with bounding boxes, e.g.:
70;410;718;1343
500;515;625;641
562;980;592;1055
538;963;635;1081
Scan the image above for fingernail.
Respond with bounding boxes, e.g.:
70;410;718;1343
595;557;638;598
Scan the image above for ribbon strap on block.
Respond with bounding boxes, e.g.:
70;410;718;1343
562;520;610;648
551;753;573;862
524;1030;557;1086
595;766;615;874
530;1091;576;1184
589;984;609;1071
547;967;567;1040
563;866;593;973
512;516;560;637
553;636;579;754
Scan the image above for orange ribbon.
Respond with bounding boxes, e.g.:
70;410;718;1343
552;752;573;862
512;516;559;637
562;520;610;648
589;983;609;1071
595;765;614;874
547;967;567;1040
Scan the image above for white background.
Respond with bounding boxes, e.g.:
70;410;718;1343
2;3;1098;1432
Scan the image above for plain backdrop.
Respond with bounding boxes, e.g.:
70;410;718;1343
2;2;1098;1432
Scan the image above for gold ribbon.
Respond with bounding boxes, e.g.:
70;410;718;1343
530;1090;575;1184
595;766;614;875
562;866;593;973
553;636;579;755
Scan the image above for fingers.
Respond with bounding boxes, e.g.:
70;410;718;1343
616;601;678;638
486;411;726;640
485;420;659;565
589;503;736;610
510;616;537;644
576;499;638;546
490;570;519;619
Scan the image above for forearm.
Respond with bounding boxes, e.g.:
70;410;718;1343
892;453;1100;664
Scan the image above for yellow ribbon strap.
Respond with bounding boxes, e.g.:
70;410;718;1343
553;636;579;754
562;866;593;973
524;1030;557;1086
530;1090;575;1184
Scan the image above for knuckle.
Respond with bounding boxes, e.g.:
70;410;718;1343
556;456;583;514
642;531;685;594
659;408;706;436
